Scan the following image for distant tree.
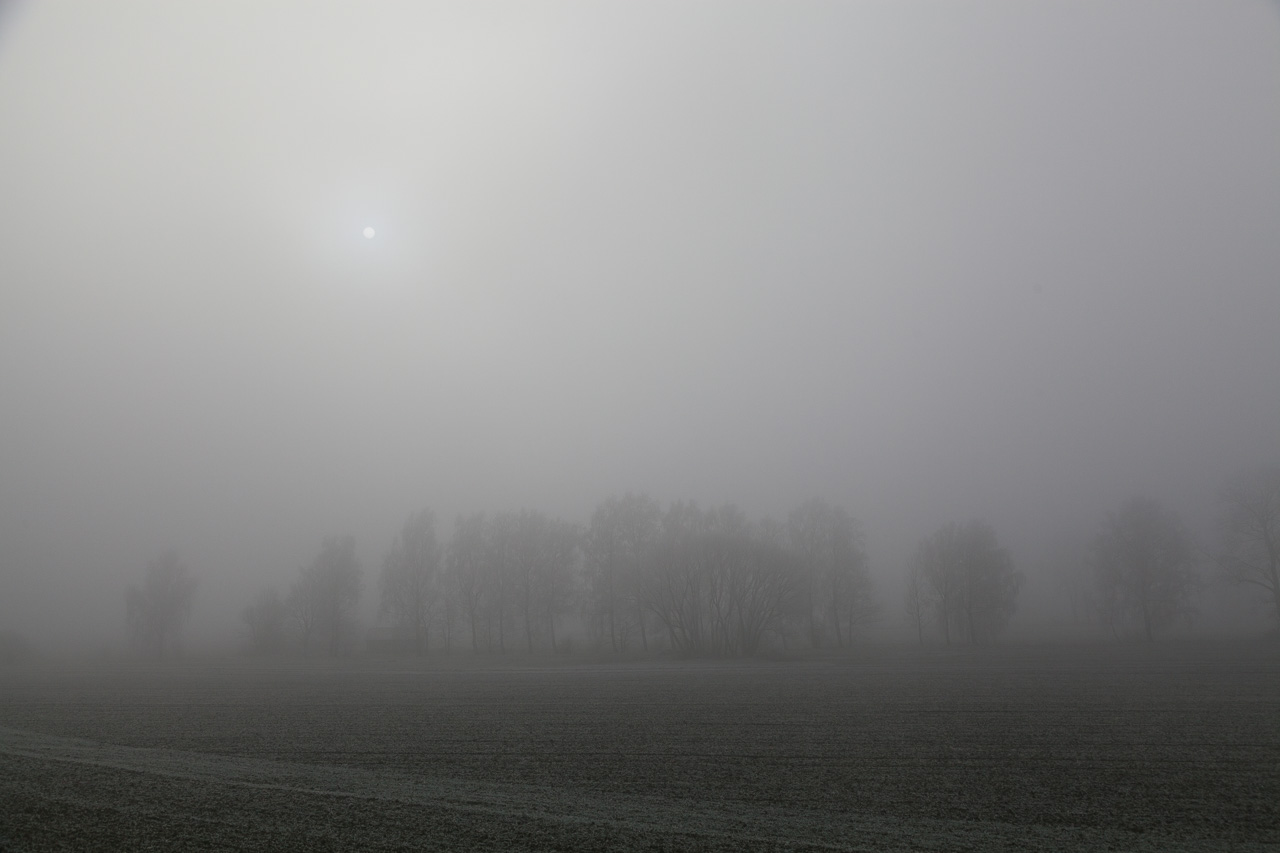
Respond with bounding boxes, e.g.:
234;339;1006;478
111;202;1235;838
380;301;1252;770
1217;467;1280;624
538;518;581;653
646;500;710;652
287;566;320;655
1093;497;1199;641
511;509;545;653
439;586;458;653
914;522;1021;645
126;550;198;658
509;510;579;653
485;512;519;652
641;504;803;657
447;513;489;652
903;561;927;645
1043;532;1095;626
380;510;442;654
911;528;959;645
289;537;361;656
787;499;877;648
584;493;661;652
242;586;287;654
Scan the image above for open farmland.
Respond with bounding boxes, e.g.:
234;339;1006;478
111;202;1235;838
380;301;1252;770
1;642;1277;851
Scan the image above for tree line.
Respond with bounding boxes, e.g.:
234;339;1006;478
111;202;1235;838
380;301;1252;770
235;496;882;657
990;467;1280;643
122;465;1280;657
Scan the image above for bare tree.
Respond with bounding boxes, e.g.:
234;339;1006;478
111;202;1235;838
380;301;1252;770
914;522;1021;645
1217;467;1280;624
903;561;927;645
447;513;488;652
502;510;581;654
287;566;320;656
911;528;959;644
439;586;457;653
126;550;198;658
290;536;362;656
538;518;580;653
640;504;803;657
512;509;546;654
788;499;876;648
1042;532;1095;626
730;523;805;655
380;510;442;655
242;586;287;654
1093;497;1199;641
585;493;660;652
486;513;518;653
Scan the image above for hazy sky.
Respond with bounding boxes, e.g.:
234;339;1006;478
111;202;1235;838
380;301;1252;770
2;2;1278;647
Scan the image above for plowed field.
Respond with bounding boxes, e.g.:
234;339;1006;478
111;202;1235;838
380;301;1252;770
1;642;1277;851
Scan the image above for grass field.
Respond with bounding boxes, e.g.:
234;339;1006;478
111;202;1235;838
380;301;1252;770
1;641;1277;851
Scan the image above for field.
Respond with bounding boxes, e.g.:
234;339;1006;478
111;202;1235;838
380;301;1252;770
1;642;1277;851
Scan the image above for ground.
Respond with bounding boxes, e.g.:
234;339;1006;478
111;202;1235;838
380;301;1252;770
0;641;1277;851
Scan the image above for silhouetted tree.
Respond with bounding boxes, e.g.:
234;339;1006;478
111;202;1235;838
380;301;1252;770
1043;531;1095;626
485;512;518;652
914;522;1021;645
512;509;546;653
447;513;489;652
538;518;580;653
287;567;320;655
1217;467;1280;624
1093;497;1199;641
380;510;442;654
126;550;198;658
242;586;287;654
510;510;580;653
585;493;660;652
439;587;458;653
788;499;876;647
641;504;803;657
903;562;926;645
911;528;959;644
289;536;361;656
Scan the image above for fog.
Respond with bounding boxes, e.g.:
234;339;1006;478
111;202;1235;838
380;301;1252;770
1;1;1278;653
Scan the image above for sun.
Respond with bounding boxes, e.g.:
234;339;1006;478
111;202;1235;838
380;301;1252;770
362;226;376;239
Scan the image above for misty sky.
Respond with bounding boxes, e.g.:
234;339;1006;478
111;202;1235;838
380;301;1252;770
2;2;1278;647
